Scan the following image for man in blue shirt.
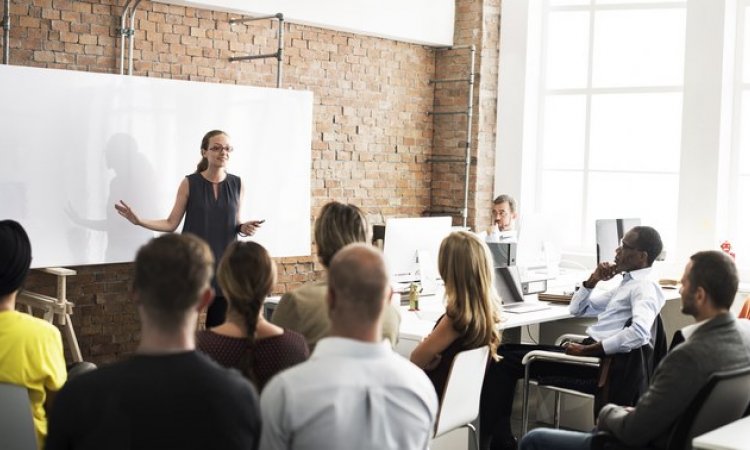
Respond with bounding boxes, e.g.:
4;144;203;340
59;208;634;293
519;250;750;450
480;226;664;450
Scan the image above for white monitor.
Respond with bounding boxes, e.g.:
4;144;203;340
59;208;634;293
595;218;641;264
383;216;453;283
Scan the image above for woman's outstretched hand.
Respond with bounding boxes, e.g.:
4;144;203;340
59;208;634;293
115;200;141;226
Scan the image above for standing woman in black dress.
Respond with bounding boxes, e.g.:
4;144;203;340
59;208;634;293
115;130;264;326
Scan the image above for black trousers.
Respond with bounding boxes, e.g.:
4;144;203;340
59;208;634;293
480;343;599;449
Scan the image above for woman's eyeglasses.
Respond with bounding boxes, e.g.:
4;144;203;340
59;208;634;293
208;145;233;153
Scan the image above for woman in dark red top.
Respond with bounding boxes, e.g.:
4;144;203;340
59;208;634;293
196;241;309;391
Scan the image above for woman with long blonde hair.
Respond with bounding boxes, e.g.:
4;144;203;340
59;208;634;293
410;230;502;397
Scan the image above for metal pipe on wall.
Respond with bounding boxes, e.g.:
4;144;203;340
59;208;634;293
2;0;10;64
276;14;284;88
119;0;134;75
462;45;476;228
228;13;285;88
425;44;476;227
118;0;141;75
128;0;142;75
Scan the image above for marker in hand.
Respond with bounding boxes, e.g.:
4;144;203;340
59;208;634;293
239;220;265;237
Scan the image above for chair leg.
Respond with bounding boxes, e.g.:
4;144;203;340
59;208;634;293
522;368;532;435
554;391;561;428
467;423;479;450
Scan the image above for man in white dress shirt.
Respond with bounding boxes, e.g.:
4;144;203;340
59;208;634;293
481;226;666;450
519;250;750;450
260;243;438;450
485;194;518;243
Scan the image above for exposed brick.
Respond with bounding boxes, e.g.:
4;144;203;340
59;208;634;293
16;0;499;365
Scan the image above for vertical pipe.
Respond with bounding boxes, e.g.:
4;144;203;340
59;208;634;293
276;14;284;88
119;1;132;75
462;45;476;228
2;0;10;64
128;0;142;75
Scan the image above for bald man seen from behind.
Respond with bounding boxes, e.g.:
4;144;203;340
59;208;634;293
260;243;438;450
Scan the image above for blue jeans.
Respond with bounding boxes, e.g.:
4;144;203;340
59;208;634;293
519;428;593;450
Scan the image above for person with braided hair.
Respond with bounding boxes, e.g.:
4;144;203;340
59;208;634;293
0;220;67;450
197;241;309;390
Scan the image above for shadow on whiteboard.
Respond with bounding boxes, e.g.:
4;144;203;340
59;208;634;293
65;133;156;262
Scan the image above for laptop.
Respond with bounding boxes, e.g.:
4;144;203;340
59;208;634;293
495;265;551;314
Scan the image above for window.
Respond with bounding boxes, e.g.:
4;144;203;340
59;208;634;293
497;0;748;278
731;1;750;271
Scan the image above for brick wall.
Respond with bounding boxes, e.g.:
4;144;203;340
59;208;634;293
10;0;499;365
429;0;500;231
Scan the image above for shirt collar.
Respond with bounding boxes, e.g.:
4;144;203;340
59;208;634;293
624;266;653;281
681;318;710;341
312;337;392;359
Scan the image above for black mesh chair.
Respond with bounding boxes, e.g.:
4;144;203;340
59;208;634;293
521;315;667;435
591;365;750;450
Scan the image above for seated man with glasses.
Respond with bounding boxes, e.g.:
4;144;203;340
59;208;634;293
480;226;666;450
485;194;519;243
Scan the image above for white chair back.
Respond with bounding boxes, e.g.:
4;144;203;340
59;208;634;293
434;345;490;438
0;383;38;450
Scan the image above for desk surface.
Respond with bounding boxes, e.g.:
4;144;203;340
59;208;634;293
692;416;750;450
397;294;572;342
397;285;681;343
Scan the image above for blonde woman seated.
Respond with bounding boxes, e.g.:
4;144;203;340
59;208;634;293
197;241;309;391
410;231;502;398
271;201;400;350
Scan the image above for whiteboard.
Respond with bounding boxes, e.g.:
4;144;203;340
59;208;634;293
0;65;312;268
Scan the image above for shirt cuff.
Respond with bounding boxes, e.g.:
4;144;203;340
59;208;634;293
600;336;618;355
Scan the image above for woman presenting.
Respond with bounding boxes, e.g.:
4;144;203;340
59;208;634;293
115;129;263;326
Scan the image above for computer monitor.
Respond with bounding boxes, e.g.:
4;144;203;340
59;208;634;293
487;242;517;268
595;218;641;264
494;265;550;312
383;216;453;282
495;265;525;305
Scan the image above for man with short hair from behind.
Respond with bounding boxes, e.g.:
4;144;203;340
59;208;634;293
46;234;261;450
520;250;750;450
271;201;400;350
260;243;438;450
0;220;67;450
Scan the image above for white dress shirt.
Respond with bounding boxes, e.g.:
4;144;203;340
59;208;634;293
568;267;665;354
259;337;438;450
485;228;518;244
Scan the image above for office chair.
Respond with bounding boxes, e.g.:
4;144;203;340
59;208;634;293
433;345;490;450
0;383;38;450
520;316;667;435
590;365;750;450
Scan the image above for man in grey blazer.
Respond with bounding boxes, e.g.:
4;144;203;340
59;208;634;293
519;250;750;450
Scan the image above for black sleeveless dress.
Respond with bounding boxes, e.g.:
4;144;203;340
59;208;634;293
182;172;241;325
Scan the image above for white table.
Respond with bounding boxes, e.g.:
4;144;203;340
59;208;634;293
692;416;750;450
395;293;572;356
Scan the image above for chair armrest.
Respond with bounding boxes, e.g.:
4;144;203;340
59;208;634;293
522;350;600;367
555;333;590;346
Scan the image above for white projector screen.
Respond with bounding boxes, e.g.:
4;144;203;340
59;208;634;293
0;65;313;268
